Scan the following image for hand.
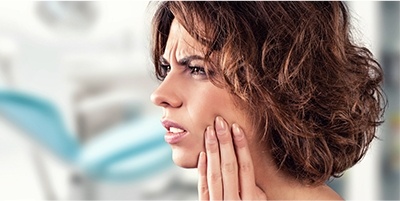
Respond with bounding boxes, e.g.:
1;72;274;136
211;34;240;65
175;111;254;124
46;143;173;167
197;116;267;200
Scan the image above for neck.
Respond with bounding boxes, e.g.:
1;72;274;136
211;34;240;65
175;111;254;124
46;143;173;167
249;143;343;200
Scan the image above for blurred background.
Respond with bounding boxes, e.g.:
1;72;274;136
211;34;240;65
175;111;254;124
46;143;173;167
0;1;398;200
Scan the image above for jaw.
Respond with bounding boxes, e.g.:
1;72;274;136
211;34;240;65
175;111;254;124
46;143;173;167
170;145;202;168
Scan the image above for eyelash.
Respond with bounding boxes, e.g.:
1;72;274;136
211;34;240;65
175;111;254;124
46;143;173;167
188;66;206;76
159;63;207;78
160;64;171;78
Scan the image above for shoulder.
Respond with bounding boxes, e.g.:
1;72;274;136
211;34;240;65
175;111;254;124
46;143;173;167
305;185;344;200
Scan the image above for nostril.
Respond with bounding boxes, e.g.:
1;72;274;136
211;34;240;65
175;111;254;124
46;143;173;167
160;101;171;107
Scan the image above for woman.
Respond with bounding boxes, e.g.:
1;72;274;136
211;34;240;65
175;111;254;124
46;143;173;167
150;2;385;200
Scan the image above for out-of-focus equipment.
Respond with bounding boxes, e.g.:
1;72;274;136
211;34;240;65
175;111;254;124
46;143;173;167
0;90;172;181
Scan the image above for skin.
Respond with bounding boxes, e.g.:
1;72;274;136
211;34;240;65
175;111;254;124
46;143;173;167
151;19;344;200
150;19;255;168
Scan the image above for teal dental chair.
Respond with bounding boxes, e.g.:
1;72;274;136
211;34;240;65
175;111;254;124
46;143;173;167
0;90;172;182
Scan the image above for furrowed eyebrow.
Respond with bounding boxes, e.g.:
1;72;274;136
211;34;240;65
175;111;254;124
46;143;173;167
159;56;169;64
177;55;205;66
159;55;205;65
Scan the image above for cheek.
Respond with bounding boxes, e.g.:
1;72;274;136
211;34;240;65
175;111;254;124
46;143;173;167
187;86;242;128
186;93;217;130
185;84;253;140
184;86;228;136
199;89;253;139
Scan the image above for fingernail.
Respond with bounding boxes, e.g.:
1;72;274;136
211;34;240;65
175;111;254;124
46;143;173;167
199;151;206;159
232;124;244;140
215;116;226;134
206;126;216;144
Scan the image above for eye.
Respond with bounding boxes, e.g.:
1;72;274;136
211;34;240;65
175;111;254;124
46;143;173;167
189;66;206;76
159;63;171;78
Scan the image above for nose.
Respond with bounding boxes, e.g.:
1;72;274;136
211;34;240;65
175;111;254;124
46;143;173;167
150;75;183;108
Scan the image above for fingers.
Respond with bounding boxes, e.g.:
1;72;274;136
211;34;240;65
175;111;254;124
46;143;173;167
202;116;261;200
197;152;209;201
214;116;240;200
205;126;223;200
232;123;257;200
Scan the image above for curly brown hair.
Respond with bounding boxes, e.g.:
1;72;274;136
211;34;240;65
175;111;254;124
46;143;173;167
151;1;386;185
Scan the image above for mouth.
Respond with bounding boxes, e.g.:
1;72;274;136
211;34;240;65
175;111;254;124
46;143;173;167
169;127;186;133
162;120;187;132
162;120;188;144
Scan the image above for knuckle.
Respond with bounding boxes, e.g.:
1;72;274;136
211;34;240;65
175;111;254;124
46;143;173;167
239;161;252;172
217;135;231;144
206;143;219;153
209;172;221;182
221;161;237;173
198;184;209;194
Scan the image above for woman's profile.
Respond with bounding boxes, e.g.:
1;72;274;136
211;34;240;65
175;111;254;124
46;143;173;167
149;2;386;200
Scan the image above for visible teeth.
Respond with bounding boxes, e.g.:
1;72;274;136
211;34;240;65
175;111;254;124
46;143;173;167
170;127;185;133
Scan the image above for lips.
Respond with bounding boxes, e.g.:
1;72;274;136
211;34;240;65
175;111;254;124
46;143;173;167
161;120;188;144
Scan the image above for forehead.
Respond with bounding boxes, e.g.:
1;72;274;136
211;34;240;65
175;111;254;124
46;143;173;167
163;19;206;60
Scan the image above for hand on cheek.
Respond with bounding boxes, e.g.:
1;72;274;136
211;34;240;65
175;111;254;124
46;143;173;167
197;116;267;200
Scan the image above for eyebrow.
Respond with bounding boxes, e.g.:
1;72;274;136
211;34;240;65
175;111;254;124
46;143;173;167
160;55;205;66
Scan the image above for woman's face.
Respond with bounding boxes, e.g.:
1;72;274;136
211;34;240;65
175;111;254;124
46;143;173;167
151;19;252;168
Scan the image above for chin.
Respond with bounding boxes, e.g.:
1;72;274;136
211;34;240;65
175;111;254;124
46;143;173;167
171;147;199;168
